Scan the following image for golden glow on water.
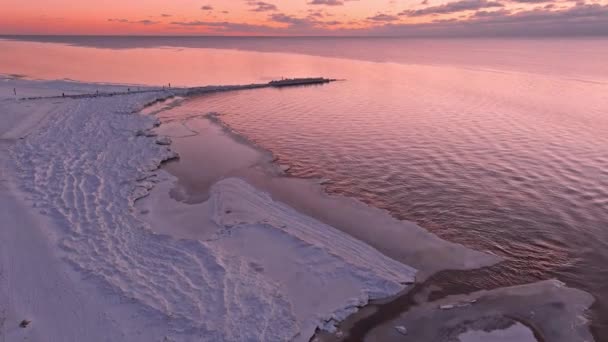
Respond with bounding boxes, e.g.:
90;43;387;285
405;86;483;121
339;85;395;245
0;40;347;87
2;38;608;90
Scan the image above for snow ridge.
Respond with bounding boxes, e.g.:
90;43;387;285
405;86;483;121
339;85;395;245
10;93;415;341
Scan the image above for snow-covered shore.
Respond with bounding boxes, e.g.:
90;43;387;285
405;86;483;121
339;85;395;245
0;76;595;342
1;77;419;341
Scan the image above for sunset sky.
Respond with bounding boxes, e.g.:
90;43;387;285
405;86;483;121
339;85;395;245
1;0;607;36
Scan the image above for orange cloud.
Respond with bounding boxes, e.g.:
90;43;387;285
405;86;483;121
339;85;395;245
0;0;607;35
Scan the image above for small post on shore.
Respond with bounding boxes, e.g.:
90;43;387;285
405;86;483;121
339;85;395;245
13;88;16;96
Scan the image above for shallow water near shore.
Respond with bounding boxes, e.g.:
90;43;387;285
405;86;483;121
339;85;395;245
196;74;608;338
2;36;607;339
150;93;601;341
151;67;608;338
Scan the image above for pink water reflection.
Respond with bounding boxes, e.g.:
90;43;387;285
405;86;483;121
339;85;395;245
0;39;354;87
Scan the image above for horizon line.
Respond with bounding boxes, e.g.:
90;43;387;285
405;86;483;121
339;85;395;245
2;34;608;39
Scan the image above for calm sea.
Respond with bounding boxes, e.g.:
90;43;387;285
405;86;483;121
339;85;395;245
2;36;607;338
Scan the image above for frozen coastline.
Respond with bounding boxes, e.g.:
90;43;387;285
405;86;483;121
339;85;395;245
1;77;417;341
0;76;595;342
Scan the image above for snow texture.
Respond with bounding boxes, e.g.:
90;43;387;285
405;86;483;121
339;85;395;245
6;79;416;341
